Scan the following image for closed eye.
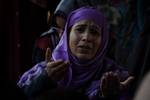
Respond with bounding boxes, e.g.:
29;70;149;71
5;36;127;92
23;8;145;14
75;25;86;33
89;28;101;36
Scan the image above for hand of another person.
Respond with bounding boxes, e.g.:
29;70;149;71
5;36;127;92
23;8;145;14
100;72;134;98
45;48;69;81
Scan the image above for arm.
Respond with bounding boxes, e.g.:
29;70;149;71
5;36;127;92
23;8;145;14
24;70;57;97
18;48;69;98
17;62;57;98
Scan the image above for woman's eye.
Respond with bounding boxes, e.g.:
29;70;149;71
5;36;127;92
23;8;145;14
75;27;85;33
90;29;97;33
90;29;100;35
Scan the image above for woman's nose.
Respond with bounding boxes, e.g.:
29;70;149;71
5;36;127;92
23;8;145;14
81;32;92;42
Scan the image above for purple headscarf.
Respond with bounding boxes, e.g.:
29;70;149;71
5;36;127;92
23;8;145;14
52;7;109;89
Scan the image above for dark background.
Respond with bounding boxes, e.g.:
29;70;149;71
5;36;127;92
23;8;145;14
0;0;60;83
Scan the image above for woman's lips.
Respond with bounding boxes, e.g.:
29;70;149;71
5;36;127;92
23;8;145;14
77;45;92;54
78;45;92;50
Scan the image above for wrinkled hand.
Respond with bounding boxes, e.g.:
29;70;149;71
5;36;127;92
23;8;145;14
100;71;134;98
45;48;69;81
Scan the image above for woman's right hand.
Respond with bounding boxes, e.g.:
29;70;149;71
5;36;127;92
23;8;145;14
45;48;69;81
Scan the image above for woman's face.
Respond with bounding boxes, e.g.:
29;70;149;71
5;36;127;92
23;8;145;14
69;20;102;60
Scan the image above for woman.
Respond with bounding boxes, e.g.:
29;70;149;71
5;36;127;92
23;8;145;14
18;7;134;100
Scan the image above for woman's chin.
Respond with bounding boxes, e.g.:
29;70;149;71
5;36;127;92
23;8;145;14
76;54;92;61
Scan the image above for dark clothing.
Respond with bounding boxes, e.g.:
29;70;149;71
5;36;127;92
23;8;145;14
32;27;60;64
18;58;130;100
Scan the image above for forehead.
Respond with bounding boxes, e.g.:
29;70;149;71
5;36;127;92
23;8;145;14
73;20;100;29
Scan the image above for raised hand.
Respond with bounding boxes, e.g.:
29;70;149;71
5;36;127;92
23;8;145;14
100;72;120;98
100;72;134;99
45;48;69;81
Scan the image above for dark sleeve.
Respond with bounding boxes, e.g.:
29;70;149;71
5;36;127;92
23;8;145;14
23;70;57;98
32;47;46;64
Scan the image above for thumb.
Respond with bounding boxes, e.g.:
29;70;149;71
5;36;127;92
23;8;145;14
120;76;134;90
45;48;51;62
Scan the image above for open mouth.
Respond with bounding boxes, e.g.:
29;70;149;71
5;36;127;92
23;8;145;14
78;45;92;50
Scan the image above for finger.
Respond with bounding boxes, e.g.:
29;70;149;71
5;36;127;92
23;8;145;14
53;61;69;73
107;73;119;89
121;76;134;85
101;73;109;91
101;76;107;90
120;76;134;89
45;48;51;62
111;73;120;84
54;64;69;80
47;59;64;68
104;72;112;83
48;61;69;81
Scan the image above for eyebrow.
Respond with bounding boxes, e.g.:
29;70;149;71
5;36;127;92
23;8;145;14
74;22;101;32
75;24;87;28
90;25;101;31
75;24;100;29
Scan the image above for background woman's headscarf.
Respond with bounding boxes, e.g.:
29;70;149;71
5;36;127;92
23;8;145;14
52;7;109;89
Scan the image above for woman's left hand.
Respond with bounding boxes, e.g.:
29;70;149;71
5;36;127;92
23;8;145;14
100;72;134;98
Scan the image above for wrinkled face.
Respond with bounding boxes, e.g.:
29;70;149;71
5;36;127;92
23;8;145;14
69;20;102;61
